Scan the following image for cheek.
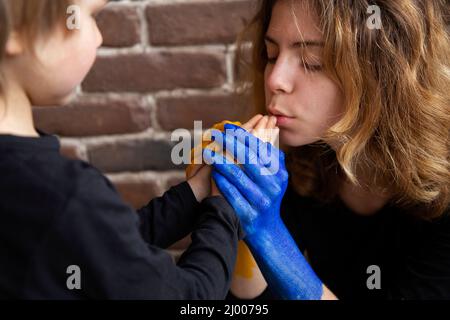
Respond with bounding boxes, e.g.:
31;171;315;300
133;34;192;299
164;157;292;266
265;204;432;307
24;16;100;106
43;30;98;101
302;77;344;128
320;82;344;126
280;77;343;146
264;68;271;107
61;30;98;86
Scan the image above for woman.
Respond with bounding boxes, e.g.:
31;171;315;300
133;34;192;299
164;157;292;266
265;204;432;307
203;0;449;300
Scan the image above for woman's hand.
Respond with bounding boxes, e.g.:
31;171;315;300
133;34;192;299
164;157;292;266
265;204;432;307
204;122;328;300
203;123;288;236
218;115;279;299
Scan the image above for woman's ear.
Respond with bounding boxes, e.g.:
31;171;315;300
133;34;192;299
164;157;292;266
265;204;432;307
5;31;24;56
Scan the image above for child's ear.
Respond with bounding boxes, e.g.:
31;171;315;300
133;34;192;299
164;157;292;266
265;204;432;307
5;31;24;56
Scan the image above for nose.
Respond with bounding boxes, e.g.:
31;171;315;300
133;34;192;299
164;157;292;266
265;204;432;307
266;55;295;95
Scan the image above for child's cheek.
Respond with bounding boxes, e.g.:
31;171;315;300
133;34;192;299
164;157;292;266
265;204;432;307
58;31;98;94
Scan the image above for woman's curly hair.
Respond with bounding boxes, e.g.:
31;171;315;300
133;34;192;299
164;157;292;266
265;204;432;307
237;0;450;220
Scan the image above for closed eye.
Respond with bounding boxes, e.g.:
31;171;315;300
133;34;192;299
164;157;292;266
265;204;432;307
266;55;322;72
267;56;277;64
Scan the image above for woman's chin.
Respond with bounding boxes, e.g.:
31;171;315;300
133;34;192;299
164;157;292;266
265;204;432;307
279;130;319;148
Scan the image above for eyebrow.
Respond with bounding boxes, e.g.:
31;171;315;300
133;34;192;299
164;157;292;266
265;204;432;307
264;35;324;47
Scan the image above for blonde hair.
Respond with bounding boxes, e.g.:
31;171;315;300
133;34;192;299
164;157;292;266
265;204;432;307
3;0;73;43
0;0;9;97
237;0;450;220
0;0;73;95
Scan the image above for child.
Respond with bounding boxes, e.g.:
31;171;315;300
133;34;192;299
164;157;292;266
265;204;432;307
203;0;450;299
0;0;243;299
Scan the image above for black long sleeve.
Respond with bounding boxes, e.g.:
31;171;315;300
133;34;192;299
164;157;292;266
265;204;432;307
137;181;201;249
25;166;242;299
0;132;243;299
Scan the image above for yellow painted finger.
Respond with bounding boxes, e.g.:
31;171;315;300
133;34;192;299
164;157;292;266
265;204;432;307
186;120;242;178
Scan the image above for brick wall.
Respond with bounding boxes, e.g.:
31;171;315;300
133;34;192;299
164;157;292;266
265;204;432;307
33;0;257;254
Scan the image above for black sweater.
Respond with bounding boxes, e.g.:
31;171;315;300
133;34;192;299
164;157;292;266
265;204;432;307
0;132;243;299
229;185;450;300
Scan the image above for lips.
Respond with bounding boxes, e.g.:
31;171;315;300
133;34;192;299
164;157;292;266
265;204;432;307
267;103;290;116
268;107;294;118
267;105;295;126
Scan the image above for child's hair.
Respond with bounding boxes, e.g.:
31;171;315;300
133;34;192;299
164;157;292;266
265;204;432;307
0;0;9;97
0;0;74;95
237;0;450;220
0;1;8;57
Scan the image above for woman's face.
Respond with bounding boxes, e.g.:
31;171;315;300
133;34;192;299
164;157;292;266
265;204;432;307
264;0;344;147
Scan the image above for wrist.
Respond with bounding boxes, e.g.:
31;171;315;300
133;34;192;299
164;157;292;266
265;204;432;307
210;179;221;197
243;218;323;300
187;175;209;202
243;216;284;245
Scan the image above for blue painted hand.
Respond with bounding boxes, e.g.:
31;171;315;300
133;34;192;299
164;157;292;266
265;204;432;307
203;123;323;300
203;123;287;236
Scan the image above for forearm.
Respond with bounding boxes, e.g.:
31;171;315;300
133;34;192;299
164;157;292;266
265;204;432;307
176;196;244;299
230;241;268;299
245;219;336;300
208;122;337;299
137;181;200;248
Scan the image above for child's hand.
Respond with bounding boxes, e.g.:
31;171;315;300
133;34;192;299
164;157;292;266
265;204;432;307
187;165;212;202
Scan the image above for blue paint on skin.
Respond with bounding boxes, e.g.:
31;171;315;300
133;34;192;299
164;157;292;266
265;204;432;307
204;123;323;300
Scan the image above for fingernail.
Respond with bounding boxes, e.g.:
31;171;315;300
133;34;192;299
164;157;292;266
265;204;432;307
225;123;245;132
224;123;237;130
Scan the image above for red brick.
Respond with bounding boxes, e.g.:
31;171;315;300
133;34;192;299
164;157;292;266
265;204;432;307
96;5;141;47
156;93;253;131
146;0;256;45
108;173;163;209
33;96;151;137
82;52;226;93
88;137;182;173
